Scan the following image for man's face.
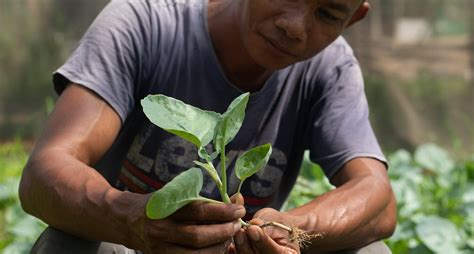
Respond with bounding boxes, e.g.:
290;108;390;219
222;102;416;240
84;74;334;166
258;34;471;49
237;0;364;70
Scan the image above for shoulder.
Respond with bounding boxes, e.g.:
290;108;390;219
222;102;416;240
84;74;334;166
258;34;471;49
287;37;360;91
319;36;355;59
95;0;203;30
303;36;358;79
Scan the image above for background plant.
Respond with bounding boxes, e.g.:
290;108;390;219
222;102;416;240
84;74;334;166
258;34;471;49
0;141;46;254
284;145;474;254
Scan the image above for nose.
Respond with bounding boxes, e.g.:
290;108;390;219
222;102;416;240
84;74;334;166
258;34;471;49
275;8;309;42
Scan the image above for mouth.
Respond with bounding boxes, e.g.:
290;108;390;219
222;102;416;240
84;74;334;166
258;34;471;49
260;34;297;58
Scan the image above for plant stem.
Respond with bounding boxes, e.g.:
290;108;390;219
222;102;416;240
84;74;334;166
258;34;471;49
240;219;250;228
219;187;231;204
220;147;228;202
261;221;293;233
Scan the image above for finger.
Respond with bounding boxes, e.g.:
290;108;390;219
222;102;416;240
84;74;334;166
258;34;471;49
164;220;242;248
234;229;255;254
230;193;245;206
227;242;236;254
247;225;298;254
172;201;245;222
249;218;265;226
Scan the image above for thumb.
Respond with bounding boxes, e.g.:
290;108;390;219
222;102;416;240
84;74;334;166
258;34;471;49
230;193;245;206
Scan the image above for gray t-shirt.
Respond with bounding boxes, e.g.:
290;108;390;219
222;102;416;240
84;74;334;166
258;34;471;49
53;0;386;215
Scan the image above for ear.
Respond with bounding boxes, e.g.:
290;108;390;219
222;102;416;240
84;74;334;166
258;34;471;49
346;1;370;28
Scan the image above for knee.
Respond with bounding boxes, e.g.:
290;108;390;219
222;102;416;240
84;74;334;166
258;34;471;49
31;227;134;254
354;241;391;254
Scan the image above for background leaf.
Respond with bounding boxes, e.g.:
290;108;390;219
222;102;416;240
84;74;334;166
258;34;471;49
415;144;455;174
415;216;463;253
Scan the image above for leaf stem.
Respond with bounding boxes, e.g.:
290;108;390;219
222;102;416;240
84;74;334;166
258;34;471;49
237;180;244;194
194;160;222;189
199;197;224;204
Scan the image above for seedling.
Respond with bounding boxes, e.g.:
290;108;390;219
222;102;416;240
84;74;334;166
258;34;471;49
141;93;320;247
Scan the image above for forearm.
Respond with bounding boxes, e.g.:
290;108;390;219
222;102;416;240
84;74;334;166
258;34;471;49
19;148;144;249
288;174;396;251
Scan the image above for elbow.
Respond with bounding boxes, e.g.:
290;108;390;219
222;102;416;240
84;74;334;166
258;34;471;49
376;193;397;240
19;161;38;217
378;214;397;240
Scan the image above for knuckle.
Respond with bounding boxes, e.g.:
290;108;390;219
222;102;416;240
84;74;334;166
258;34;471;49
193;203;207;219
224;223;236;236
148;220;173;243
189;230;205;247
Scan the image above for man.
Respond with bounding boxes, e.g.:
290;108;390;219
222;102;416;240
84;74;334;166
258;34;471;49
20;0;396;253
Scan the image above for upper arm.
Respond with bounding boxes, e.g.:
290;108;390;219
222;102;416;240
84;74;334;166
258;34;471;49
307;39;386;179
33;83;122;165
330;157;389;187
53;0;151;123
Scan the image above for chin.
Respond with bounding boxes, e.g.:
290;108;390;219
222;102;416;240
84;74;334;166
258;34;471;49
248;49;296;70
248;39;302;70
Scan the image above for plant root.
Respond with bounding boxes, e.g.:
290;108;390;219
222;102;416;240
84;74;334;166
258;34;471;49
260;221;323;248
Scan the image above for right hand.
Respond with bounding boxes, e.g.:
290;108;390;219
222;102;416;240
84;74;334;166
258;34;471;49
128;194;246;253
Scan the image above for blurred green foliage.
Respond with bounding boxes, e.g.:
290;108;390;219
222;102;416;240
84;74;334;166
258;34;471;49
284;145;474;254
0;141;45;254
0;0;107;140
387;144;474;253
0;1;66;139
364;73;474;157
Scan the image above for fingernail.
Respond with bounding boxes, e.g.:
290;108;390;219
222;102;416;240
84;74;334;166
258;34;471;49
234;221;241;232
248;227;260;242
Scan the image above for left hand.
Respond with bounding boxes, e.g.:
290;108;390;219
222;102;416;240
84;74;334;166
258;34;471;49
233;208;302;254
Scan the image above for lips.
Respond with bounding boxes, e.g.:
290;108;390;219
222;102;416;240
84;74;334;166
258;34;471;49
261;34;296;57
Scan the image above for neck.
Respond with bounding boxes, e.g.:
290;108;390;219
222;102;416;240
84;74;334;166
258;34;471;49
208;0;272;93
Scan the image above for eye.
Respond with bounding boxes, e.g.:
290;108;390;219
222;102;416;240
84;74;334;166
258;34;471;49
316;9;341;23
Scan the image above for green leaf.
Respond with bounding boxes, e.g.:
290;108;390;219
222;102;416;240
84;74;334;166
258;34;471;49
213;93;250;152
235;144;272;189
141;95;220;159
415;216;463;253
146;168;214;219
414;144;455;174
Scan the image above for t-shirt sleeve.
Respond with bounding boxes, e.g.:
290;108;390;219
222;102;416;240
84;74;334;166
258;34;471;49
307;39;387;179
53;0;151;123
